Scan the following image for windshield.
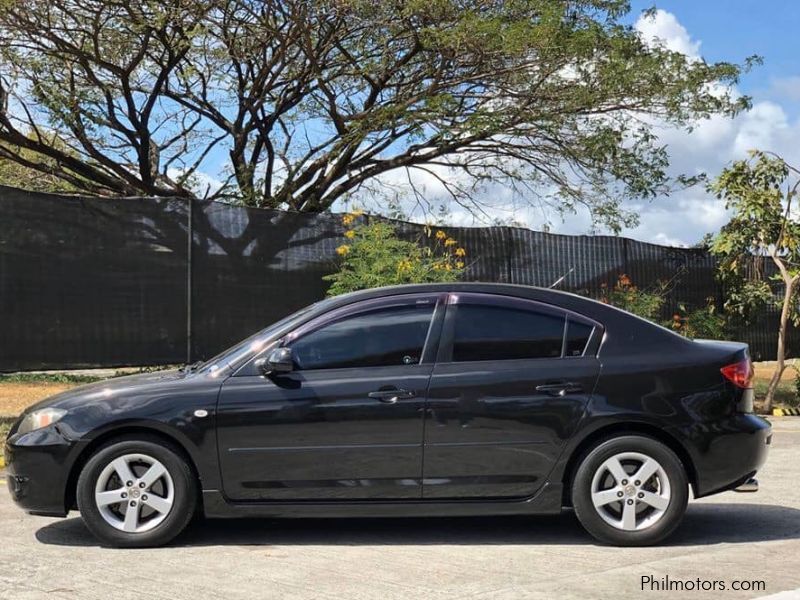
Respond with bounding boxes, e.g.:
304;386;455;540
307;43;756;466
198;301;328;373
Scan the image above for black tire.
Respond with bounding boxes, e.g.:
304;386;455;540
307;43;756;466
572;435;689;546
76;435;197;548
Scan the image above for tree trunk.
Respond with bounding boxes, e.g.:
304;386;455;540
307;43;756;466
765;277;796;413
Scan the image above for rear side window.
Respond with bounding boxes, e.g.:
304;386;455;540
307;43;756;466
290;303;434;370
565;319;594;357
450;303;565;362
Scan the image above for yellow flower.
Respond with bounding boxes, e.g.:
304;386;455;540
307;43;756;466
454;247;466;257
342;214;355;226
444;263;452;271
444;238;457;247
344;230;355;239
455;261;464;269
432;263;441;270
335;244;350;256
435;230;447;240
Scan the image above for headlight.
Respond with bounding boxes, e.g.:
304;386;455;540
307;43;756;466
17;408;67;435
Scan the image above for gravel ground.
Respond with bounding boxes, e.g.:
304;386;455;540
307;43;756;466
1;419;799;600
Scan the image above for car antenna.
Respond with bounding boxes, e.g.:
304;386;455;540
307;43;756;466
549;266;574;289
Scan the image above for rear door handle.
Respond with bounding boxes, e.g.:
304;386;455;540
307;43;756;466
535;382;583;397
368;389;416;404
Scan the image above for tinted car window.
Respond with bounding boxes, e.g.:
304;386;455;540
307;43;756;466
451;303;565;362
565;319;594;357
291;303;435;370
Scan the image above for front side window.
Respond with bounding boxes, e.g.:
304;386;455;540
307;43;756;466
289;302;435;370
450;302;566;362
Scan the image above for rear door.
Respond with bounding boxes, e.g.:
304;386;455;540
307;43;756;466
422;293;601;499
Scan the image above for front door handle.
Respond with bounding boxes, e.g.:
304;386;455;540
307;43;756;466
535;382;583;397
368;389;416;403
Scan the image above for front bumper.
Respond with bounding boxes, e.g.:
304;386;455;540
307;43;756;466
4;425;79;517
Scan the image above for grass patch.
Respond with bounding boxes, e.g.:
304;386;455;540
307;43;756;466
0;417;14;441
753;380;798;408
0;372;105;385
0;366;176;386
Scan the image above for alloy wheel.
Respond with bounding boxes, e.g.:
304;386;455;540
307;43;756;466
93;453;175;533
589;451;671;532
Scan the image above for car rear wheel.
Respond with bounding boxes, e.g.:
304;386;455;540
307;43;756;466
76;436;197;548
572;435;689;546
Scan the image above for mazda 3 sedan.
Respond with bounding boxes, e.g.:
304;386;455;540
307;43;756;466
5;283;771;547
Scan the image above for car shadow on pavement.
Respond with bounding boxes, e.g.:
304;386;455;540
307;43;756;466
35;503;800;548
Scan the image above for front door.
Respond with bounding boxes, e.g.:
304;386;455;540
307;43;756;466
423;293;601;499
217;294;443;501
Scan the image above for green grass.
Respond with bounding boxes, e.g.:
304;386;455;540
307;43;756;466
0;417;14;441
753;381;798;408
0;366;177;386
0;372;106;385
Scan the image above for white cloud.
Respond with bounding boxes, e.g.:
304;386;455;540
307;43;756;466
634;9;701;59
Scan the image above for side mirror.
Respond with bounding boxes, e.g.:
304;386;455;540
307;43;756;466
256;347;294;376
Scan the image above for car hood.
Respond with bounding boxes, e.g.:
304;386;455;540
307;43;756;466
22;369;187;415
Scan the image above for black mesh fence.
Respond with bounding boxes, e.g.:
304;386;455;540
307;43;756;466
0;185;794;370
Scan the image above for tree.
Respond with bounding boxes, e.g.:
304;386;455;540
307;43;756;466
710;151;800;412
0;1;753;230
0;140;82;194
323;211;465;296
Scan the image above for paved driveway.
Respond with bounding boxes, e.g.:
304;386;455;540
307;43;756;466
2;419;800;600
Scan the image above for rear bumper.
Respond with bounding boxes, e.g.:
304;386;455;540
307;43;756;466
4;426;78;517
678;413;771;498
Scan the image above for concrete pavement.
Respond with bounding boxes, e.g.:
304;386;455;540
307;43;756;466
2;419;800;600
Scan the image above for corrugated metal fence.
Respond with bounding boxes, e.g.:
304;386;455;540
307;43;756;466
0;186;793;370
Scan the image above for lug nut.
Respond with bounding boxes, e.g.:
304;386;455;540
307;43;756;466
126;481;133;487
634;480;641;486
638;492;644;498
617;491;624;498
627;499;634;505
142;495;148;501
139;482;146;488
121;492;127;499
621;479;628;485
129;501;137;507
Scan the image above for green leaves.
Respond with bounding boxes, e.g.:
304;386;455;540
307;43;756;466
710;151;800;321
323;214;466;296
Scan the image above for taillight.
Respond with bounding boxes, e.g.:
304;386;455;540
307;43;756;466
721;359;753;389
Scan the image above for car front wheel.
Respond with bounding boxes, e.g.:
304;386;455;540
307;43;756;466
572;435;689;546
76;436;197;548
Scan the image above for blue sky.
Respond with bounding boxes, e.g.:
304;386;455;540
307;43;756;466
632;1;800;117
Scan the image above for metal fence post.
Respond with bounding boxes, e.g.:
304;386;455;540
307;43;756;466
186;197;193;364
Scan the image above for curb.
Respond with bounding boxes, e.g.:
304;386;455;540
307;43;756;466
773;407;800;416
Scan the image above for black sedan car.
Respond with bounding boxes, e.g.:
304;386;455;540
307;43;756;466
5;283;771;547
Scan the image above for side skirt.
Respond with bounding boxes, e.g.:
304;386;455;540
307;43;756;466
201;482;564;519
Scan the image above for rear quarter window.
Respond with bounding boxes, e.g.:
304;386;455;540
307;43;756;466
565;319;594;357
